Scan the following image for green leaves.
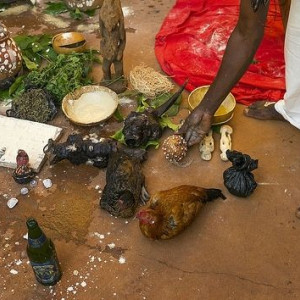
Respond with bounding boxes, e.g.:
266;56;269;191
113;107;124;122
150;92;181;117
44;1;68;15
14;34;57;70
110;129;160;149
70;8;82;19
44;1;96;19
110;129;125;144
8;75;25;97
22;56;38;70
0;89;10;101
25;52;97;103
159;117;179;131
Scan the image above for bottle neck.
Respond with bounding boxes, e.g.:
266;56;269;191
27;219;48;248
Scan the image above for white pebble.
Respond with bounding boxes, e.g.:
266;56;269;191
118;256;126;264
43;179;52;189
10;269;18;275
81;281;87;287
23;233;28;240
20;187;29;195
107;243;115;249
15;259;22;266
67;286;74;292
95;185;100;190
7;198;18;209
73;270;79;276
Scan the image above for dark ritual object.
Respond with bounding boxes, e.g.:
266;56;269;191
100;149;149;218
0;23;22;90
99;0;127;94
136;185;226;240
223;150;258;197
122;80;188;148
162;134;188;164
43;133;117;168
12;150;35;184
26;218;62;286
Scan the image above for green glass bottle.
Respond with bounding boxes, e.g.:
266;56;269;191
26;218;62;286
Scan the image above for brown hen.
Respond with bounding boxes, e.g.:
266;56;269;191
136;185;226;240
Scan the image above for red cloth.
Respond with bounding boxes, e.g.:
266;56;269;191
155;0;285;105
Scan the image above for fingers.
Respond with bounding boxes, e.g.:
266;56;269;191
185;127;206;147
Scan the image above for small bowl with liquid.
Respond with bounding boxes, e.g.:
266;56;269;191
188;85;236;125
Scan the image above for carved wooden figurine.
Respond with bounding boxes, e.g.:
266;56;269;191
99;0;127;93
12;149;35;184
199;129;214;161
220;125;233;161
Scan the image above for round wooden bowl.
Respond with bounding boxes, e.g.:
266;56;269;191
62;85;119;126
52;32;86;54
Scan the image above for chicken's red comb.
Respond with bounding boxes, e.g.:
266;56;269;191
136;209;148;220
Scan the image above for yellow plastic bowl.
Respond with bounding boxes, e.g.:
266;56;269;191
52;32;86;54
188;85;236;125
62;85;119;126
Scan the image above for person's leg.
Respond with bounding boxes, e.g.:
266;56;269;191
274;0;300;129
245;0;300;129
244;101;285;120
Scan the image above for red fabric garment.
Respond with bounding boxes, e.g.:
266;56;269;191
155;0;285;105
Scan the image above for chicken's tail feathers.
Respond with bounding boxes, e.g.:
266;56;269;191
204;188;226;202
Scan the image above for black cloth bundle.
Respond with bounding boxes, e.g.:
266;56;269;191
223;150;258;197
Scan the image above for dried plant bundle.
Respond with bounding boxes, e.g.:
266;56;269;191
129;65;174;98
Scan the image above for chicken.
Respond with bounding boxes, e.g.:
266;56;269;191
100;149;149;218
12;149;35;184
122;80;188;148
136;185;226;240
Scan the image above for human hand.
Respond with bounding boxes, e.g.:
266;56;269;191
178;107;213;147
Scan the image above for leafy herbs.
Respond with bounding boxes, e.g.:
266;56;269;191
0;89;10;101
14;34;57;70
25;51;99;103
44;1;96;20
44;1;69;15
135;92;181;117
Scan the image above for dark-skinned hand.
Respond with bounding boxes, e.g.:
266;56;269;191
178;106;213;147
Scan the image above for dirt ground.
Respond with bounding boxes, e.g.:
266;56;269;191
1;1;300;300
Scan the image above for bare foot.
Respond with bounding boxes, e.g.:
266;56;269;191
244;101;285;121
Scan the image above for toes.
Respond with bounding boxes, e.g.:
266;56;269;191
248;101;268;109
244;107;261;118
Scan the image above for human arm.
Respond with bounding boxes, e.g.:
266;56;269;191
179;0;269;147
